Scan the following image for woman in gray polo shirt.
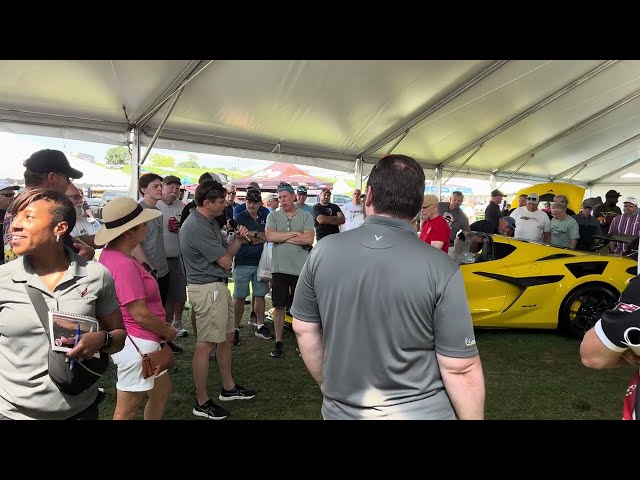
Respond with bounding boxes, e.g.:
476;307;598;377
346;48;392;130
0;189;126;420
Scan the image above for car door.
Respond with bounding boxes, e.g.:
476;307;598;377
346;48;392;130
458;234;514;324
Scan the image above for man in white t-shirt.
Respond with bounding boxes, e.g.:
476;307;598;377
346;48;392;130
66;183;98;248
509;192;551;243
340;189;364;232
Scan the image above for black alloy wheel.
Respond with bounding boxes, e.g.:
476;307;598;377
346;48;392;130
559;284;619;338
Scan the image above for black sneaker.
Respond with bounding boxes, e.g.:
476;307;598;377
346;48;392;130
193;399;230;420
270;341;284;358
167;341;183;354
248;311;258;326
233;329;240;346
255;325;272;340
219;384;256;401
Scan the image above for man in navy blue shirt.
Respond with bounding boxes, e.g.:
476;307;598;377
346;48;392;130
232;189;272;344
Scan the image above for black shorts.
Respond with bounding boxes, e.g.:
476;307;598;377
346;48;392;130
271;273;299;309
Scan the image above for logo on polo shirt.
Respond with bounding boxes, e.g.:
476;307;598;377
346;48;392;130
375;235;383;241
465;337;476;347
78;286;88;298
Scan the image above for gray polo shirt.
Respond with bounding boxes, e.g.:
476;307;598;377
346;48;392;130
291;215;478;420
180;209;229;284
266;208;315;276
138;200;169;278
0;249;119;419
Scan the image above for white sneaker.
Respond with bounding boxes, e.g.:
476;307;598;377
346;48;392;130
176;328;189;338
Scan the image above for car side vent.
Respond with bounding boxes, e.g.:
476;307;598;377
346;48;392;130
536;254;576;261
565;262;608;278
627;266;638;275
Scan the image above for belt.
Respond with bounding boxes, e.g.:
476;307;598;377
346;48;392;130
209;277;225;283
167;257;180;259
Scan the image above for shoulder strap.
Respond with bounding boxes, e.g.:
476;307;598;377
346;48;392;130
24;285;51;338
126;334;145;358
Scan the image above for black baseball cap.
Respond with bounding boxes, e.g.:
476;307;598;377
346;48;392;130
24;149;83;179
605;189;621;198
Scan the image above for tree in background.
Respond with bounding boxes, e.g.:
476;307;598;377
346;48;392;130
105;146;129;165
177;154;200;168
150;153;175;167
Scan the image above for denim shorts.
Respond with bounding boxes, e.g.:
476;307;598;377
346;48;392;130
233;265;270;298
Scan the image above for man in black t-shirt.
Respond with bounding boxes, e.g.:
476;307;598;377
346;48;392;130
312;188;344;241
580;275;640;420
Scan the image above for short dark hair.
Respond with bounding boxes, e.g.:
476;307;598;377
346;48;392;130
138;173;163;195
12;188;76;233
451;190;463;197
195;180;225;207
367;154;425;221
23;170;48;188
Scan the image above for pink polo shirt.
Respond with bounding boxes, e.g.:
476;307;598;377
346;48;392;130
99;248;165;342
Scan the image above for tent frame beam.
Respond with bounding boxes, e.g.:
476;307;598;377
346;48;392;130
356;60;509;160
590;156;640;185
439;60;617;168
496;88;640;174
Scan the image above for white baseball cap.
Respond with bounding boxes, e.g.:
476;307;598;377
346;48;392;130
0;180;19;192
623;196;638;206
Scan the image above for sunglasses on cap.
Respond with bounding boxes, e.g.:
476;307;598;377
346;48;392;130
527;197;538;201
246;193;261;202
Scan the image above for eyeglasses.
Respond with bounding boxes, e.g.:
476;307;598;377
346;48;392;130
286;218;292;232
53;172;72;184
0;192;15;198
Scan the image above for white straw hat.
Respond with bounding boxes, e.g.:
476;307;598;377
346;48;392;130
94;197;161;246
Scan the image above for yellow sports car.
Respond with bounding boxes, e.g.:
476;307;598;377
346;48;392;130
458;232;637;337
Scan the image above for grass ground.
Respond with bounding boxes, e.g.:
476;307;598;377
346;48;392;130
97;293;634;420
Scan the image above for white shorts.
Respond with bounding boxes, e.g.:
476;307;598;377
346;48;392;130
110;336;167;392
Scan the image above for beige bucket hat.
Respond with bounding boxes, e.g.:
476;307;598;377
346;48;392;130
94;197;161;246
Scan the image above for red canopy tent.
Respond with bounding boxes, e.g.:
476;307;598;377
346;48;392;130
233;162;332;191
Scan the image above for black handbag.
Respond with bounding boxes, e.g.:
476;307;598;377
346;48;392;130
25;285;109;395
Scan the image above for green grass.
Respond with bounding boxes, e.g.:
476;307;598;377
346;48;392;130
97;303;633;420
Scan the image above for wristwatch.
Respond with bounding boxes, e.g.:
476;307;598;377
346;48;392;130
102;331;113;350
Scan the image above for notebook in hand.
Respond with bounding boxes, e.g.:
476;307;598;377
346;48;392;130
48;311;101;359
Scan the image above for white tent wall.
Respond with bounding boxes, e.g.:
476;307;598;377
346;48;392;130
3;60;640;191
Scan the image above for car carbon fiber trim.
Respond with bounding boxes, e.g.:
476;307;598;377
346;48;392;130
473;272;564;287
564;262;608;278
536;253;576;261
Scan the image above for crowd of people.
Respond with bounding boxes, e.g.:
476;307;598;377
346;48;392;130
0;148;639;420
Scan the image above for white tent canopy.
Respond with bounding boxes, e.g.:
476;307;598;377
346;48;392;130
2;60;640;187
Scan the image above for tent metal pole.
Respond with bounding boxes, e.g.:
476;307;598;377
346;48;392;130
435;166;443;199
134;61;213;129
497;155;534;190
355;157;363;191
129;128;141;200
139;88;184;166
442;143;483;185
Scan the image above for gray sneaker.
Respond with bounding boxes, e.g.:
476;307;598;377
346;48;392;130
247;311;258;326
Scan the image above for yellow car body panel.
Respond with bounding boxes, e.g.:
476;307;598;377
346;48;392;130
460;234;636;331
509;182;585;213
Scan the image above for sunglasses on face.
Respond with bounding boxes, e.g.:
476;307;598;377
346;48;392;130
53;172;72;184
527;197;537;201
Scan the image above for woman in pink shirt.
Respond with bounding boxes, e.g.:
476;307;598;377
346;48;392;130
95;197;178;420
419;195;450;253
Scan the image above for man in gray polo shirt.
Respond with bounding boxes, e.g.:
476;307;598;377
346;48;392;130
265;183;315;358
291;154;485;420
180;179;256;420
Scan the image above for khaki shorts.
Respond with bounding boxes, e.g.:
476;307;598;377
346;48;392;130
188;282;234;344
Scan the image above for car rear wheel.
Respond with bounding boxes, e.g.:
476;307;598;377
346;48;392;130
559;284;619;338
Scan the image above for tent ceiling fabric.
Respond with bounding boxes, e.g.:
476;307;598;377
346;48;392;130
2;60;640;186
